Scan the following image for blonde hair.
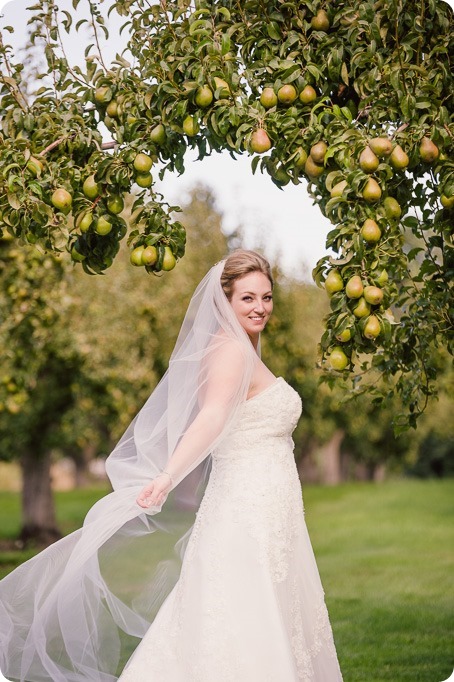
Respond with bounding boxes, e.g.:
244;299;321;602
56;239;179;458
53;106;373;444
221;249;273;300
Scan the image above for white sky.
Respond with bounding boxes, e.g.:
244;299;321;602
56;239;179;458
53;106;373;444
1;0;452;277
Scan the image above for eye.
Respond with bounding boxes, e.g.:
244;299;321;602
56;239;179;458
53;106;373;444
242;296;253;302
264;295;273;301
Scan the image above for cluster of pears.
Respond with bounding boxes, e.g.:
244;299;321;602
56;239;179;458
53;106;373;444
324;268;389;371
131;152;154;188
129;241;176;272
93;84;125;131
74;151;154;236
247;7;331;156
250;82;320;155
94;84;135;131
66;168;127;263
180;77;231;138
76;175;125;235
330;135;443;204
297;133;444;207
93;82;168;151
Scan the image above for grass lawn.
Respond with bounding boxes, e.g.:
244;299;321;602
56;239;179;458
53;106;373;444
0;479;452;681
304;479;454;682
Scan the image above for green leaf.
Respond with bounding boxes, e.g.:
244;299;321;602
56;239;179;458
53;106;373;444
221;33;231;55
189;19;209;35
217;7;231;21
267;22;281;40
7;193;21;210
341;62;349;85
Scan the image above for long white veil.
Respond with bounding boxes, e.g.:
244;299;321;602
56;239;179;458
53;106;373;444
0;260;259;681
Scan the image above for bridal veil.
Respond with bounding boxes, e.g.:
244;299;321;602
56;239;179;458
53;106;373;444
0;260;260;681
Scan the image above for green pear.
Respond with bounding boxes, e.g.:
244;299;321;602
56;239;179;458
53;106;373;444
419;137;439;163
162;246;176;271
260;87;278;108
183;115;200;136
346;275;364;299
294;147;308;168
369;137;392;157
363;315;381;339
195;85;213;108
130;245;145;266
277;84;297;105
359;146;379;173
353;297;371;318
384;196;402;220
299;85;317;104
362;178;382;202
390;144;409;170
133;153;153;173
250;129;271;153
213;77;230;98
82;175;100;200
51;188;72;214
441;194;454;209
361;219;381;244
329;346;348;371
305;155;324;179
310;141;328;164
336;328;352;343
95;216;113;235
141;245;158;266
78;212;93;233
311;9;330;31
150;124;166;145
325;269;344;296
364;285;384;305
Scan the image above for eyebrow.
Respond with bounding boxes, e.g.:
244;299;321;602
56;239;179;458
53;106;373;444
241;290;273;295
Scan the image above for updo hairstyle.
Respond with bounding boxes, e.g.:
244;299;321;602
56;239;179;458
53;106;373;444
221;250;273;301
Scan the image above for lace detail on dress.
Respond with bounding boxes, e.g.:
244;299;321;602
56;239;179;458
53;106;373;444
119;379;343;682
290;577;338;682
211;378;303;583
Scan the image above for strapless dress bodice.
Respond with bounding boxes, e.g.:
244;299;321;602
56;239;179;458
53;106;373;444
213;377;302;461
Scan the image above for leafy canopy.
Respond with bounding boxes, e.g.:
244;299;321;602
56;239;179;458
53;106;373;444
0;0;453;428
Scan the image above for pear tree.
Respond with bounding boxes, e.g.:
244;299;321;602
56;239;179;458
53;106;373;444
0;0;453;428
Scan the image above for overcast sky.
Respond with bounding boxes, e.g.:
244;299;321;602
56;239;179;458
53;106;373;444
1;0;452;278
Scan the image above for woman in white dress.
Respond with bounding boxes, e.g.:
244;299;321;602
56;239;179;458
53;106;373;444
0;250;343;682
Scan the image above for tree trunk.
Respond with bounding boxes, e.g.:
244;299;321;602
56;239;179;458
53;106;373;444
70;443;96;488
319;429;344;485
20;450;61;547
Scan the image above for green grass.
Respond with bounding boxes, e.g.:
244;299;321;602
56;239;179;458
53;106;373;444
0;480;452;681
303;480;454;682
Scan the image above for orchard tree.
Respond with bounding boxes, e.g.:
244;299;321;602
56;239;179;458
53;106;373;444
0;186;229;543
0;0;453;428
0;231;81;544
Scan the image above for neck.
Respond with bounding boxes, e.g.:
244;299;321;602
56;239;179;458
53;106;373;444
248;332;260;351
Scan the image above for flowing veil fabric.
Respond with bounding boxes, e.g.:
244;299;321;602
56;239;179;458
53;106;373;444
0;260;260;682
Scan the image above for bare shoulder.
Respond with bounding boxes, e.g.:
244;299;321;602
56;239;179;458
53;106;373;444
206;333;248;374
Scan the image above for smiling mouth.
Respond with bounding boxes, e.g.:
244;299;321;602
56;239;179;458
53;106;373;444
249;316;265;320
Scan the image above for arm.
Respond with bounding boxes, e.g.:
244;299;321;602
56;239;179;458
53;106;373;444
137;339;247;508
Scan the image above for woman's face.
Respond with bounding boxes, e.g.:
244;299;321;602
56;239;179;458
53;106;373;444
229;271;273;341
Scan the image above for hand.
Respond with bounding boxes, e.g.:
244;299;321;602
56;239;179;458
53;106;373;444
136;473;172;509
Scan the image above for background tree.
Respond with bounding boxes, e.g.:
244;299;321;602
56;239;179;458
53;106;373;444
0;233;80;544
0;185;228;542
0;0;452;427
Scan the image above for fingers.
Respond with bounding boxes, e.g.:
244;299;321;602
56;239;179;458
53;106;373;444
136;483;154;508
136;481;169;509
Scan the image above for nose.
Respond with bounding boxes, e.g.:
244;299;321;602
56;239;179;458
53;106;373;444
254;301;265;313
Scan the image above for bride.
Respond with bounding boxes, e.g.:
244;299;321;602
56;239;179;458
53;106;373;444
0;250;343;681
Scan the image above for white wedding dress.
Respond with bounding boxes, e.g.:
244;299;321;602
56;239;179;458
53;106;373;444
119;377;343;682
